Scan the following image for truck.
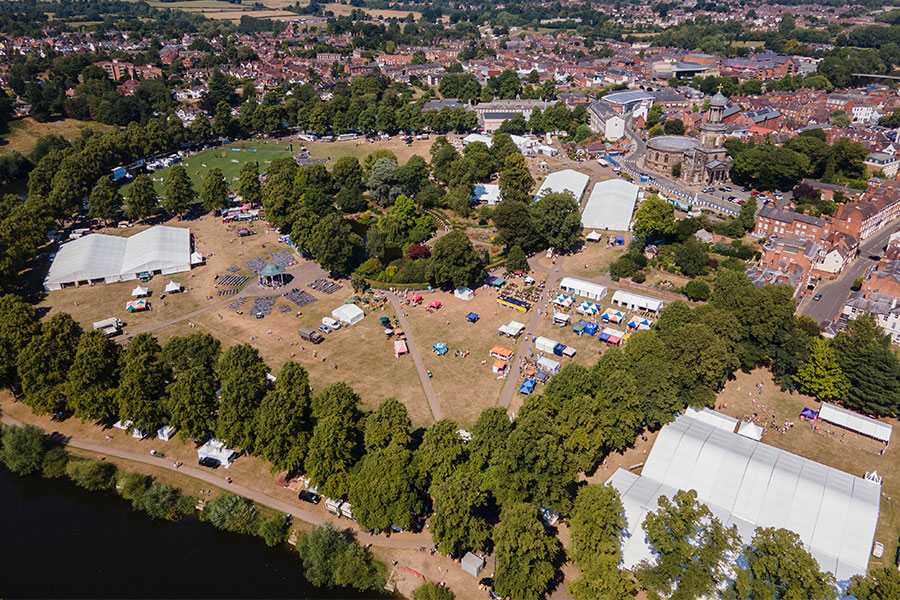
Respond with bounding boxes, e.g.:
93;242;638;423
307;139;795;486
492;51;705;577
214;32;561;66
93;317;123;337
298;327;324;344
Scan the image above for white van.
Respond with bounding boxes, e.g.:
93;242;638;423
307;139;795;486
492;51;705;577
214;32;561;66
322;316;341;330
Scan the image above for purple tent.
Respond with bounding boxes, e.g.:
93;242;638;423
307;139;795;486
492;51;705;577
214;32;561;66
800;407;818;419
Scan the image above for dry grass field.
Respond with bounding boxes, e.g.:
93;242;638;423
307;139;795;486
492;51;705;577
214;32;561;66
0;118;114;156
301;136;436;166
560;234;629;278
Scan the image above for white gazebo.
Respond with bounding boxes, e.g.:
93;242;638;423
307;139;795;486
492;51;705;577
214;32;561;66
164;280;182;294
131;285;149;297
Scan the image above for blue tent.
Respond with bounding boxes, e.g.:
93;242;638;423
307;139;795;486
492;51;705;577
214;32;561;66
432;342;448;355
466;312;479;323
584;322;599;336
598;332;610;342
519;379;536;395
553;343;566;357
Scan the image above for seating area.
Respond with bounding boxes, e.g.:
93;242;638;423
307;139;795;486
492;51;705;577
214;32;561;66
245;257;268;274
249;297;276;316
309;278;342;294
269;250;297;268
284;288;317;308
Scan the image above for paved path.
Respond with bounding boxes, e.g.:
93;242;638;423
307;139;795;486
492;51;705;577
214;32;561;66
0;412;431;550
386;292;443;421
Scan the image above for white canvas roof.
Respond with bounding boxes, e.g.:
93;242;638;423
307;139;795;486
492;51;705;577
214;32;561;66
332;303;365;324
585;230;603;242
684;407;737;433
473;183;501;205
609;413;881;581
818;403;892;442
165;280;181;293
131;285;148;297
535;169;590;202
581;178;639;231
611;290;663;312
44;226;191;290
559;276;608;300
737;421;764;441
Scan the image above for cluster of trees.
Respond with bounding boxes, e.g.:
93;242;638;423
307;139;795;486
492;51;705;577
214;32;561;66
726;129;867;191
495;103;588;138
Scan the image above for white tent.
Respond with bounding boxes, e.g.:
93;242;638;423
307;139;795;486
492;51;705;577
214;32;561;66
44;225;192;291
537;356;561;374
581;178;639;231
818;403;892;442
559;277;608;301
684;406;738;433
737;421;763;441
332;303;365;325
535;169;590;203
612;290;663;313
553;312;570;324
608;412;881;581
535;336;559;354
585;230;603;242
157;425;177;441
164;280;182;294
197;438;237;468
454;287;475;301
472;183;501;205
498;321;525;337
461;552;485;577
191;251;205;265
131;285;148;297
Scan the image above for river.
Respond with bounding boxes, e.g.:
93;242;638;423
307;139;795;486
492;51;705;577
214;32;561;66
0;466;388;599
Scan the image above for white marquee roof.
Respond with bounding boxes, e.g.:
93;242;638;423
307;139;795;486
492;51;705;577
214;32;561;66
611;290;664;312
535;169;590;202
609;413;881;581
818;402;892;442
684;406;738;433
559;277;608;299
44;226;191;290
581;178;639;231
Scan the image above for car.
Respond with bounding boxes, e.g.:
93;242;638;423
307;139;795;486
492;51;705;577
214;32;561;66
702;186;715;193
727;195;740;202
719;186;732;192
750;190;759;196
741;186;752;192
318;324;332;335
198;457;220;468
813;294;823;301
873;542;885;558
869;255;881;260
299;490;321;504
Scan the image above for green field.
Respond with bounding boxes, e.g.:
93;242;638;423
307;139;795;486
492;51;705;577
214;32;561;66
125;139;295;196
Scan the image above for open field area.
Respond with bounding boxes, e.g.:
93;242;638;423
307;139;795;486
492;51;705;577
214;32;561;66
560;233;629;278
317;2;420;19
302;136;436;165
0;118;114;156
145;0;297;21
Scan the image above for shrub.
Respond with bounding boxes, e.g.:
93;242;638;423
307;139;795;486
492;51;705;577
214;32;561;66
259;515;290;547
632;270;646;283
684;280;711;301
135;481;182;520
413;582;455;600
0;424;48;475
41;447;70;479
296;523;386;591
66;459;117;491
119;471;152;502
201;493;258;534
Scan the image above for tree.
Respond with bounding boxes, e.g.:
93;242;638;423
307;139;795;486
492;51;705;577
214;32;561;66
491;133;519;166
568;484;634;600
664;119;686;135
306;383;364;498
253;362;312;472
832;315;900;416
18;313;83;415
200;167;228;212
162;333;221;374
165;366;217;441
124;173;157;221
794;338;849;401
0;424;47;475
332;156;364;190
296;523;386;591
134;481;184;520
66;331;121;422
499;153;535;204
493;199;540;250
412;582;454;600
530;191;582;253
506;245;529;273
88;176;122;225
117;333;169;434
366;157;400;206
216;344;269;450
632;195;676;240
674;237;709;278
364;397;412;452
66;458;117;491
309;213;362;275
202;493;258;534
426;230;482;290
848;567;900;600
348;443;423;531
494;503;561;600
162;164;194;217
238;162;262;206
830;110;851;128
431;469;492;556
0;294;39;391
635;490;741;600
683;280;710;301
416;419;467;492
726;527;836;600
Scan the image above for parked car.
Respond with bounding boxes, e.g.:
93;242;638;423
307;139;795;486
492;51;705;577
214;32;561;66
318;324;332;335
198;457;220;468
299;490;321;504
322;317;341;330
702;186;715;193
719;186;732;192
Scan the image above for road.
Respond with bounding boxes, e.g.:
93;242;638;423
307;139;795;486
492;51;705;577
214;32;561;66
387;292;443;421
799;225;896;325
0;412;432;550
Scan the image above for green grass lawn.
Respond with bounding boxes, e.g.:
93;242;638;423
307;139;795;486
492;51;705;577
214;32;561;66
123;139;295;196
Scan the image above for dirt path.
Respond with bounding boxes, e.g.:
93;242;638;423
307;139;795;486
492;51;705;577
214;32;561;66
387;292;443;421
0;412;431;550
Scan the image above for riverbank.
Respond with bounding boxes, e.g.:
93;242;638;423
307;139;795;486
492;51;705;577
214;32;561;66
0;397;491;599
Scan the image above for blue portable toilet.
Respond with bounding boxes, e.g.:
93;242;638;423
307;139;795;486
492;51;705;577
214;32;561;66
466;312;479;323
553;343;566;357
111;166;127;180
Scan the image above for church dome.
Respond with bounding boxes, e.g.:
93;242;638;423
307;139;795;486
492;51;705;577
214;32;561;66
710;92;728;107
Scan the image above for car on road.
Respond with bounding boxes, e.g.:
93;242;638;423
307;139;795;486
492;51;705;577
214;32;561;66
719;186;732;192
299;490;321;504
813;294;823;301
741;186;752;192
702;186;715;193
869;255;881;260
318;324;332;335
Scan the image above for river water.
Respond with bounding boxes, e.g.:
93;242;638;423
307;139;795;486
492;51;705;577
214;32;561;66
0;466;388;599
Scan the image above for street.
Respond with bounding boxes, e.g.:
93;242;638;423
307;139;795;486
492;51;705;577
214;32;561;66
799;226;896;325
